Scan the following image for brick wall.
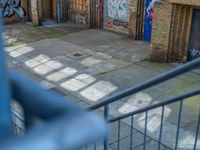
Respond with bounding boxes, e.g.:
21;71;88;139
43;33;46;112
150;0;200;62
150;2;173;62
168;0;200;6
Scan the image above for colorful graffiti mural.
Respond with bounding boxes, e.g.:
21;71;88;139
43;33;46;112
107;0;130;21
106;0;130;32
0;0;25;18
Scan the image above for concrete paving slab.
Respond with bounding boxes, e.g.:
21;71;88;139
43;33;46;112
93;40;150;63
18;39;82;58
4;23;69;46
6;24;200;149
109;121;138;144
60;29;126;48
137;61;200;83
40;80;56;89
109;131;151;150
134;140;171;150
33;64;54;75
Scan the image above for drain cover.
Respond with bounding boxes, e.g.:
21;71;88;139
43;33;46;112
73;53;82;57
66;51;90;60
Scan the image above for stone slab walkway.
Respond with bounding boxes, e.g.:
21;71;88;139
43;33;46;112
6;23;200;149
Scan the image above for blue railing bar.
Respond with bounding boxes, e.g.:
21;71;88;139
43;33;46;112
9;70;85;121
11;109;25;122
0;19;12;138
104;105;109;150
144;111;148;150
130;115;134;150
13;120;24;133
110;89;200;122
90;58;200;110
194;111;200;150
117;120;120;150
175;100;183;150
158;106;165;150
57;0;61;23
94;143;97;150
6;70;108;150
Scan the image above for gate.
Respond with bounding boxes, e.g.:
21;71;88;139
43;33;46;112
60;0;68;23
188;9;200;61
135;0;145;40
90;0;103;28
144;0;152;41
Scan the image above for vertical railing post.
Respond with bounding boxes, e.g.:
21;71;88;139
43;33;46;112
104;105;109;150
194;111;200;150
130;115;134;150
175;100;183;150
0;19;12;138
144;111;148;150
158;106;165;150
57;0;61;23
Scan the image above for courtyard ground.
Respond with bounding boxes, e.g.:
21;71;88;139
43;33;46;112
6;23;200;149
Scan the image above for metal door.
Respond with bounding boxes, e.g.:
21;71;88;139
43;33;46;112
144;0;152;41
60;0;68;23
188;9;200;60
90;0;103;28
135;0;145;40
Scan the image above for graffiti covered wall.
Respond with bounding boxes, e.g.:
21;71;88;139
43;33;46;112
104;0;130;34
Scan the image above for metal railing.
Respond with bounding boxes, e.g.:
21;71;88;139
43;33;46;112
108;89;200;150
88;57;200;150
12;58;200;150
0;20;107;150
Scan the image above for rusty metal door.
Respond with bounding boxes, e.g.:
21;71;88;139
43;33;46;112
60;0;68;22
188;9;200;60
42;0;53;19
135;0;145;40
90;0;103;28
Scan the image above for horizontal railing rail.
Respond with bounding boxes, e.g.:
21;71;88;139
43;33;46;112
108;89;200;150
90;58;200;110
81;90;200;150
11;58;200;150
110;88;200;122
6;70;107;150
88;57;200;150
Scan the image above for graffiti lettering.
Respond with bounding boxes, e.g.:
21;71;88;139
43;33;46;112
0;0;25;18
113;19;128;29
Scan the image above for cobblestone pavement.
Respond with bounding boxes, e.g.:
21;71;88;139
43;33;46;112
6;23;200;149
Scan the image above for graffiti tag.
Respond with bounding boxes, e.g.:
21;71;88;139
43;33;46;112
0;0;25;18
113;19;128;29
73;14;86;24
190;48;200;57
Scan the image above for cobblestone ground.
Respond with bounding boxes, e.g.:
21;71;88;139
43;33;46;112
6;23;200;150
